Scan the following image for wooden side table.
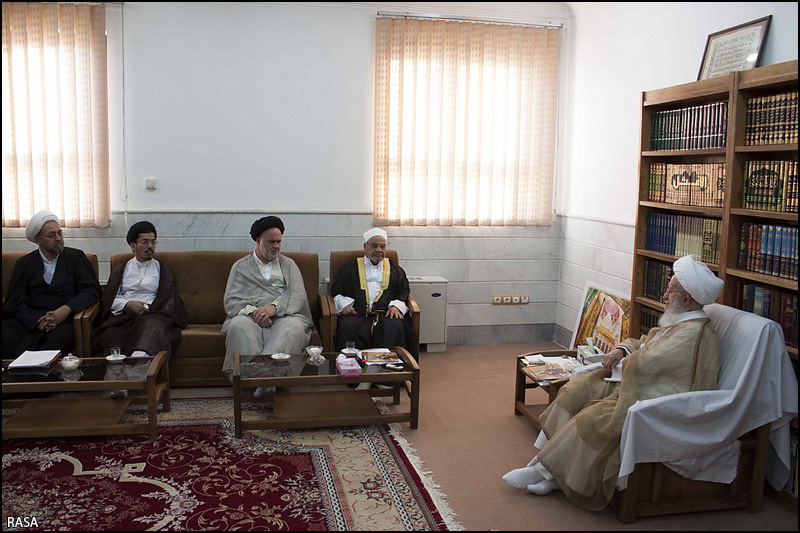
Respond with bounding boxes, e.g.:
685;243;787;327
514;350;575;430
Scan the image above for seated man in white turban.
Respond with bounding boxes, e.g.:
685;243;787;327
221;216;314;396
331;228;418;359
503;255;724;511
2;210;101;357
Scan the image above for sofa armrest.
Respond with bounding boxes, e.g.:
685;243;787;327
407;295;421;339
74;302;100;357
319;294;337;353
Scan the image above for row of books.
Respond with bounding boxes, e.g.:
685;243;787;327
646;162;726;207
787;433;798;499
733;282;798;348
649;101;728;151
743;160;799;213
642;259;673;303
645;213;721;264
744;90;798;146
640;308;662;336
737;223;798;281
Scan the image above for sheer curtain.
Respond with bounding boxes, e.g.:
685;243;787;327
374;17;560;226
2;2;110;229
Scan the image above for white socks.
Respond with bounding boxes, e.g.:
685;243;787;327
527;478;560;495
253;386;276;399
503;459;560;495
502;465;544;489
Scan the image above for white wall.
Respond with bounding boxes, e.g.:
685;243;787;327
114;1;570;213
555;2;799;343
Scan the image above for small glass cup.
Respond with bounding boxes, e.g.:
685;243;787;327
342;341;358;357
110;347;121;357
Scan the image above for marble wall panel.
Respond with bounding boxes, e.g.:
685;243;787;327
3;211;562;346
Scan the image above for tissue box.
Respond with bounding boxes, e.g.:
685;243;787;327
336;355;362;377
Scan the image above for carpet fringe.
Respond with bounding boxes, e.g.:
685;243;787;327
385;423;465;531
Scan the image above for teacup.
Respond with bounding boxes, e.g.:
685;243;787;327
61;355;81;371
305;345;323;357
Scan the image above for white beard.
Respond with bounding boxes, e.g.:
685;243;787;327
658;299;686;327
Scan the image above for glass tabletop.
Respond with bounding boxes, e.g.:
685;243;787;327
2;356;153;384
237;352;409;380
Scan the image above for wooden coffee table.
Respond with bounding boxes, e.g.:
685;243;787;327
514;350;574;430
2;351;170;440
232;346;419;437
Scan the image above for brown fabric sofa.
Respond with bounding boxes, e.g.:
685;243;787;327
90;251;323;387
2;251;99;357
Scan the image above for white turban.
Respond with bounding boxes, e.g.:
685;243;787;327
363;227;388;243
672;255;724;305
25;210;60;243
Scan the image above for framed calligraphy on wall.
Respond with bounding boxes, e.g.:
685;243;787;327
698;16;772;81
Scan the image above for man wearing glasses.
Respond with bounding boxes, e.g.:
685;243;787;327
2;210;101;356
331;227;418;358
93;221;187;357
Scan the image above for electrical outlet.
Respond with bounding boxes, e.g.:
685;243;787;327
502;296;512;304
492;296;502;305
512;295;521;304
521;295;530;304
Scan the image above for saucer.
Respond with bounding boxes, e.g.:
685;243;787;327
105;354;126;362
271;353;291;361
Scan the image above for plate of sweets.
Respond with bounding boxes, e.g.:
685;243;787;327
271;353;291;361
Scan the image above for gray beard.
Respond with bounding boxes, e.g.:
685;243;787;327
658;299;686;327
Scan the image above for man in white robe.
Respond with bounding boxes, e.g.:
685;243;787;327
221;216;314;393
93;221;187;357
503;255;724;510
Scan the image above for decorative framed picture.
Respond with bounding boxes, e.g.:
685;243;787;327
569;282;632;353
698;16;772;81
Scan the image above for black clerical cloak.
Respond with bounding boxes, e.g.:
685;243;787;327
331;257;417;357
93;259;187;357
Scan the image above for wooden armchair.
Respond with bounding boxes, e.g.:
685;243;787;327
2;251;99;357
320;249;420;354
525;304;797;523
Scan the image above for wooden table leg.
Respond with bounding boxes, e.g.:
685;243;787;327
233;374;243;438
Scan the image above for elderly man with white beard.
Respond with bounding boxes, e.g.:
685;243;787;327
503;255;724;511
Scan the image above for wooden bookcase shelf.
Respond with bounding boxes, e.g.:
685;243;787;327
632;60;798;512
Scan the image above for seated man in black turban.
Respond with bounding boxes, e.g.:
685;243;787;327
221;216;314;397
93;221;187;357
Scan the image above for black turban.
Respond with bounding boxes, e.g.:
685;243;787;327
127;221;157;244
250;216;285;241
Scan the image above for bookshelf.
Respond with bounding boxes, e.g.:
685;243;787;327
631;59;798;511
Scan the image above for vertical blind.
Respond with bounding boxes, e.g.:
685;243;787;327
2;2;110;229
374;17;560;226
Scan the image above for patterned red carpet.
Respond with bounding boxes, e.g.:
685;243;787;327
2;399;462;531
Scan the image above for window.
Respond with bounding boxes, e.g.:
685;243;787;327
374;17;560;226
2;2;110;229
